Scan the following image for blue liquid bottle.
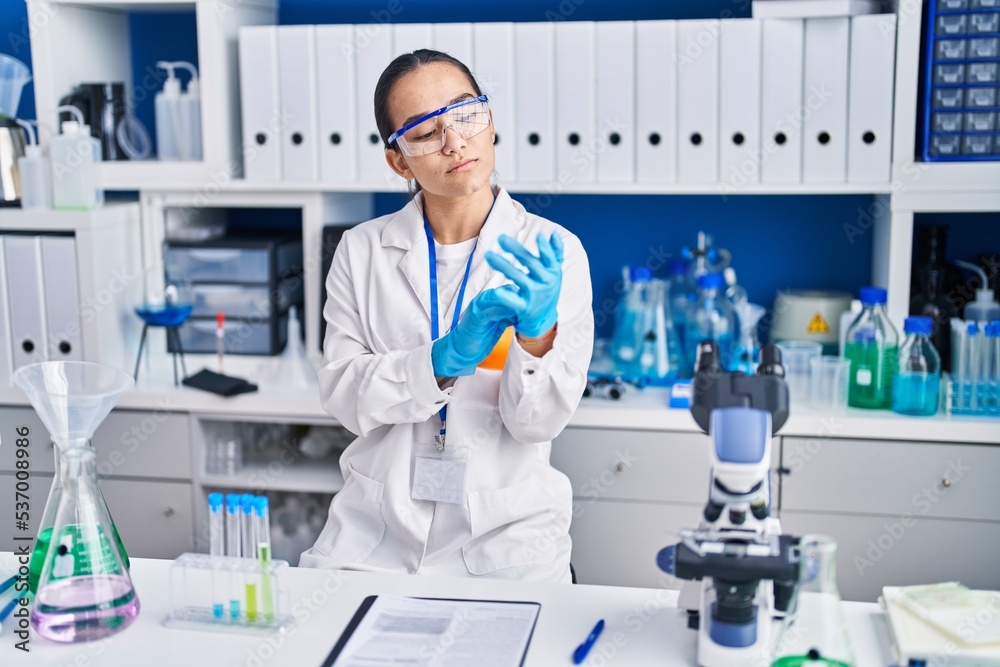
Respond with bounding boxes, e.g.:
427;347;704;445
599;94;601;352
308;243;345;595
685;272;737;373
892;316;941;416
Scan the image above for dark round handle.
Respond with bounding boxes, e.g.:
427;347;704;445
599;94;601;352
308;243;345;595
648;132;661;146
817;131;831;145
568;132;580;146
609;132;621;146
862;131;876;145
774;132;787;145
330;132;342;145
22;340;34;353
291;132;303;145
690;132;702;146
732;132;745;146
255;132;267;146
528;133;540;146
58;341;71;355
369;133;380;145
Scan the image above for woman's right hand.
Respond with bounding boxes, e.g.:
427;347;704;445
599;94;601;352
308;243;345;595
431;288;516;377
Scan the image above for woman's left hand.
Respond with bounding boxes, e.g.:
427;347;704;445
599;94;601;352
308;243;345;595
485;232;564;338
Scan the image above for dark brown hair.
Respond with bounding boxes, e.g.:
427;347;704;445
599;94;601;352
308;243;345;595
374;48;483;152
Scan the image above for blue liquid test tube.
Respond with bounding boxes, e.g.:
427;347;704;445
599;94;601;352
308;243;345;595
208;493;225;619
225;493;241;619
240;494;257;622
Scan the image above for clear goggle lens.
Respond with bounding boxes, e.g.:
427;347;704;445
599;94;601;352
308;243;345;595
390;96;491;157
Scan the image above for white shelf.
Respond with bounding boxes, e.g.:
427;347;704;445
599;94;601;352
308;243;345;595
172;179;892;196
0;199;139;231
200;457;344;495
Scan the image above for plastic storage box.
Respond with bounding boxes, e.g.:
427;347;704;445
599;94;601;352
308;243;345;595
921;0;1000;161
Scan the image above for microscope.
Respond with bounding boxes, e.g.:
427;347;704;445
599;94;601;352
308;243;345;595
657;341;801;667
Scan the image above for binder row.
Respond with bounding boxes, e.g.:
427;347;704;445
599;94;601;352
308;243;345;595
238;16;897;187
0;234;83;386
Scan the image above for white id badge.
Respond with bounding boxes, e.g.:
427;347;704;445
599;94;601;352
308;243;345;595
411;443;469;505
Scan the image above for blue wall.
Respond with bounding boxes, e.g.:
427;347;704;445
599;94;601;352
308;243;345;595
10;1;984;338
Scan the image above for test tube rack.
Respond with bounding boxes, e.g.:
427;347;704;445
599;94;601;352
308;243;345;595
164;553;292;635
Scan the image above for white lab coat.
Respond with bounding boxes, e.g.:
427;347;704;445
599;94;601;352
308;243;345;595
300;188;594;582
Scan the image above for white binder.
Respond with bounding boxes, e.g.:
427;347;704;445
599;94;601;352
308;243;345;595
392;23;433;57
847;14;896;183
555;21;596;184
278;25;319;181
676;20;720;183
316;25;358;183
0;237;12;386
4;235;48;368
514;22;555;183
719;19;762;189
596;21;636;183
760;19;804;183
40;235;82;362
636;20;677;183
802;17;850;182
433;23;474;67
473;23;516;181
238;26;282;181
355;25;394;185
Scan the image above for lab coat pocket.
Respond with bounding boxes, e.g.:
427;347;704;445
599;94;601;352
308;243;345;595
462;475;562;575
321;462;386;563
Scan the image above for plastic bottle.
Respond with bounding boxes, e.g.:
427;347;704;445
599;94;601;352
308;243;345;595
50;105;98;210
174;61;203;160
155;61;183;160
845;287;899;409
15;119;52;209
956;260;1000;323
686;272;737;373
892;316;941;416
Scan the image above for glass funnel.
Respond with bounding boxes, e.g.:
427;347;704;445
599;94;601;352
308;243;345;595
771;535;854;667
11;361;138;641
0;53;31;118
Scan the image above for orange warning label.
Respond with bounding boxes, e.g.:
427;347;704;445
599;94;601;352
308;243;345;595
807;312;831;334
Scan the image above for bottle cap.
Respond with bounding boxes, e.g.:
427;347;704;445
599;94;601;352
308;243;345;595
241;493;255;513
226;493;241;512
255;496;269;516
698;272;725;290
904;316;933;335
208;492;223;512
630;266;652;282
859;287;887;306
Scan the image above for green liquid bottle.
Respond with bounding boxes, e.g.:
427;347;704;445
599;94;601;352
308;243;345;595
844;288;899;410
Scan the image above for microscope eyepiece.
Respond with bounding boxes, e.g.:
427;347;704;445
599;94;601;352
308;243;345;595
756;344;785;378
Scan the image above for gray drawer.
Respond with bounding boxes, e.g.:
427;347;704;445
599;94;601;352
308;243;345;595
189;281;302;319
934;63;965;85
969;11;1000;33
970;37;1000;57
932;112;964;132
936;13;968;36
932;87;965;109
930;134;962;155
174;313;287;355
936;39;967;59
966;86;998;107
551;428;714;504
938;0;967;8
781;437;1000;522
968;62;999;83
0;407;190;479
101;478;194;559
966;111;997;131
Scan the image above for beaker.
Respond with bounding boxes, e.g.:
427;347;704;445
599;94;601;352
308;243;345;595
771;535;854;667
31;447;140;642
0;53;31;118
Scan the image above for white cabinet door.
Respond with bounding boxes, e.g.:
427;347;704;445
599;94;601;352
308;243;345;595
94;410;192;480
101;479;194;559
780;511;1000;602
570;500;703;588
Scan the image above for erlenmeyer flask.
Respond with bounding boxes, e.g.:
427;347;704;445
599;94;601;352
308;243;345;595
32;447;140;642
772;535;854;667
11;361;136;632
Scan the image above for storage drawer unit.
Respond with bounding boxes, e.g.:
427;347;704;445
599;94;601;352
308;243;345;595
165;237;302;285
188;280;302;319
173;312;289;355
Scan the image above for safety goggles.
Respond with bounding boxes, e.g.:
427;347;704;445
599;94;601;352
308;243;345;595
388;94;491;157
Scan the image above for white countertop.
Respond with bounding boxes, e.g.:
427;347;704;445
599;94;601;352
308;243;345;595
0;554;894;667
2;353;998;444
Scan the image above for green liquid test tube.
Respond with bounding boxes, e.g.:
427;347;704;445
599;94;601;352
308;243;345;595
245;582;257;622
259;542;274;624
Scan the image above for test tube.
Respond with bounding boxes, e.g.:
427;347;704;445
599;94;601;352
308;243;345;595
208;493;224;619
225;493;241;620
240;494;257;622
969;323;981;411
255;496;274;623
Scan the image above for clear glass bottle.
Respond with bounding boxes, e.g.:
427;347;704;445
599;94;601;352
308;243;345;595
685;272;737;373
893;316;941;416
772;535;854;667
845;287;899;409
666;258;695;374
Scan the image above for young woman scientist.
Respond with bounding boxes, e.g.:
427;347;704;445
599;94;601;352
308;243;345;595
300;50;594;582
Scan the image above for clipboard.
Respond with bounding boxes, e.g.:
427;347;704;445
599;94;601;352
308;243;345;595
321;595;542;667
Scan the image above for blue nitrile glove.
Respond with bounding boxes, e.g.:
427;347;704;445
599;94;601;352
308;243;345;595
431;288;516;377
485;232;564;338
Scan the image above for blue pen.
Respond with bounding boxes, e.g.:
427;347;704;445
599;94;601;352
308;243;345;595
572;619;605;664
0;575;16;596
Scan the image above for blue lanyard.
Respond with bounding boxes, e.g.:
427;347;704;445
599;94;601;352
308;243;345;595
423;195;497;450
424;214;477;450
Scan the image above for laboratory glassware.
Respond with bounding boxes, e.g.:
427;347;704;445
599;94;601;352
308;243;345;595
771;535;854;667
610;267;681;383
776;341;822;403
15;119;52;209
909;225;961;371
845;287;899;409
685;272;737;373
667;258;695;370
956;260;1000;323
0;53;31;205
11;361;139;642
734;302;765;375
209;492;225;619
809;356;851;411
892;316;941;416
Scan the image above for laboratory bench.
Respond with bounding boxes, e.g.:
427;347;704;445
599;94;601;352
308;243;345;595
1;355;999;602
0;553;893;667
